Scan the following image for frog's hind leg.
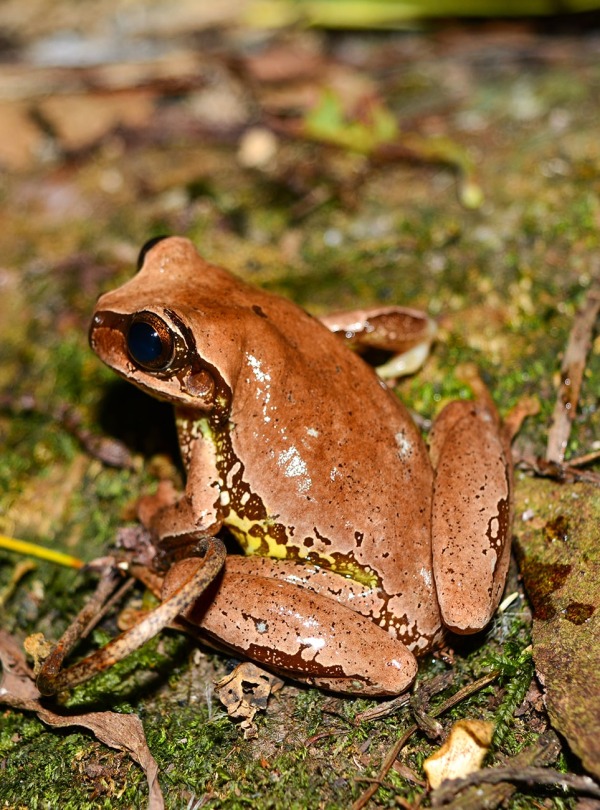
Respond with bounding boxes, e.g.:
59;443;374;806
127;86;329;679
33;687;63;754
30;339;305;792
319;306;437;379
165;558;418;697
36;537;226;695
429;392;513;634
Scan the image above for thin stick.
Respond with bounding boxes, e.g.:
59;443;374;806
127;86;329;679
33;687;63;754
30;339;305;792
351;670;499;810
431;766;600;805
566;448;600;467
546;283;600;463
80;577;137;641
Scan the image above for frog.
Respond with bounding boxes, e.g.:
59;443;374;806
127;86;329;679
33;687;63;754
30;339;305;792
88;235;512;697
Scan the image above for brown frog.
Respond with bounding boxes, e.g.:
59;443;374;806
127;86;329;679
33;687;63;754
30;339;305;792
88;236;512;696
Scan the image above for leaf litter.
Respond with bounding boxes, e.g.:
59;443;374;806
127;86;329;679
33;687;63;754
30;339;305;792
0;628;165;810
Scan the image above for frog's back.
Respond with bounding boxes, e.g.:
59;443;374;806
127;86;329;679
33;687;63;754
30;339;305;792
191;259;440;652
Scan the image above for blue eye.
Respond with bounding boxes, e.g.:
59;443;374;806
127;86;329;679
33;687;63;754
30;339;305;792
127;313;174;370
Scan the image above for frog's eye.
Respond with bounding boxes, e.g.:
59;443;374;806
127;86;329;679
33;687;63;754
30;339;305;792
137;235;169;271
127;312;174;371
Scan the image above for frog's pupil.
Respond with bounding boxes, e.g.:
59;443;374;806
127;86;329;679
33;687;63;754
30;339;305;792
128;320;164;365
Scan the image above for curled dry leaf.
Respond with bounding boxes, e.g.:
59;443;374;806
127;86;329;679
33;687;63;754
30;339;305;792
423;719;494;790
215;662;284;739
0;629;164;810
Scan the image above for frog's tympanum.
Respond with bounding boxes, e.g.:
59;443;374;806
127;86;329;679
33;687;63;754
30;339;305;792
89;236;512;696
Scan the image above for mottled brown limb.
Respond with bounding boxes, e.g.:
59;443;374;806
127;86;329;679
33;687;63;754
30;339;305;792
35;564;123;691
36;537;226;695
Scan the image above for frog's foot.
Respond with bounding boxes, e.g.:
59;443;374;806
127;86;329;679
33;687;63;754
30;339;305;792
320;306;437;380
37;538;226;695
429;396;513;634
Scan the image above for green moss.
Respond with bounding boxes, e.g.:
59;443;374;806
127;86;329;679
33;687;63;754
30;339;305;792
3;22;600;809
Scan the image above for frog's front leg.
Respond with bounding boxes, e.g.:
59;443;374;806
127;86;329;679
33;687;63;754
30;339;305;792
429;394;513;633
138;422;223;556
320;306;437;379
162;557;418;696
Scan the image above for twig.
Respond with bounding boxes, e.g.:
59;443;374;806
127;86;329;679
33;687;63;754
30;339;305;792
567;448;600;467
430;729;560;809
410;671;455;740
431;766;600;806
0;392;135;469
355;692;410;723
351;670;499;810
80;576;137;640
546;282;600;464
356;671;453;725
517;453;600;486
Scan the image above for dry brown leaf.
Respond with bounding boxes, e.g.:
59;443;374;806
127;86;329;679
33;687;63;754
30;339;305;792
0;101;45;170
423;719;494;790
39;91;156;151
0;629;164;810
215;662;284;738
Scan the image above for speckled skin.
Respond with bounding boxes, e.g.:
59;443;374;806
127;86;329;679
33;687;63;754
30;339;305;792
89;236;512;696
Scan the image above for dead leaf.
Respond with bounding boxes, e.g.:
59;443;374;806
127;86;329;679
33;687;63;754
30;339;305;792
39;91;156;152
0;101;45;170
423;719;494;790
215;662;284;739
0;629;165;810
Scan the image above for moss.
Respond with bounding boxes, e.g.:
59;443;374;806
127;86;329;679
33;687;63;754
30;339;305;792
2;21;599;810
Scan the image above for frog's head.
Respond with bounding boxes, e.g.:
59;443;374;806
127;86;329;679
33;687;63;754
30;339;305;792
89;236;232;417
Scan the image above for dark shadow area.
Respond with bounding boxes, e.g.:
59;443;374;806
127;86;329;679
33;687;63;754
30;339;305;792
95;379;180;463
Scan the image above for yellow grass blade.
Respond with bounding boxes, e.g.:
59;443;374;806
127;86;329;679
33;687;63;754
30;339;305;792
0;534;84;569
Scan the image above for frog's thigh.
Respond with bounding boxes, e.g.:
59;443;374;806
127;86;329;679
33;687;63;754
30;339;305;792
429;400;512;633
184;566;417;696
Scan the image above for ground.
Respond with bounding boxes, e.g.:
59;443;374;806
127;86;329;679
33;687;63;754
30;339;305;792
0;3;599;808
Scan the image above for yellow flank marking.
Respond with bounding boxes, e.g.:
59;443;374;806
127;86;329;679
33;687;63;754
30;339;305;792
225;514;290;559
189;415;380;588
0;534;84;569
